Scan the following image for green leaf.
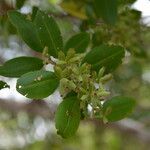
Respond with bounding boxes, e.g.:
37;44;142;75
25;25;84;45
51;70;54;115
16;0;26;9
31;6;39;21
93;0;118;24
34;10;63;57
82;44;125;73
118;0;136;5
0;81;10;90
0;57;43;78
16;70;59;99
8;10;43;52
103;96;136;122
64;32;90;53
55;93;81;138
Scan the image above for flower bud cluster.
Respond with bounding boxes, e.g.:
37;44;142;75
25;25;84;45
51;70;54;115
54;49;112;118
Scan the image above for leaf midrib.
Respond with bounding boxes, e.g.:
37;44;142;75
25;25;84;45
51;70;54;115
74;36;88;51
18;77;56;89
92;49;124;67
0;63;42;77
62;98;78;136
41;16;57;55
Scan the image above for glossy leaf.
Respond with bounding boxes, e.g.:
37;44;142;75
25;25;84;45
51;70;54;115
64;32;90;53
0;81;10;90
55;93;81;138
0;57;43;77
16;70;59;99
34;10;63;57
103;96;136;122
8;10;43;52
93;0;118;24
82;44;125;73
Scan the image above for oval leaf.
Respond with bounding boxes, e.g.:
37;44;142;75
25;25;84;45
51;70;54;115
64;32;90;53
34;10;63;57
93;0;118;24
55;93;81;138
8;10;43;52
0;81;10;90
0;57;43;77
16;70;59;99
82;44;125;73
103;96;136;122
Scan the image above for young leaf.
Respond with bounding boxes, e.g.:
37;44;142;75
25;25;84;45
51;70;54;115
0;81;10;90
55;93;81;138
0;57;43;78
103;96;136;122
64;32;90;53
93;0;118;24
16;70;59;99
8;10;43;52
82;44;125;73
34;10;63;57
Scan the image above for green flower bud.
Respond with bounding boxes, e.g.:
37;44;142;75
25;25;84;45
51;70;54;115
91;98;98;108
59;78;70;97
91;71;97;80
72;66;79;75
54;66;62;78
99;91;110;97
68;81;76;90
57;60;67;65
100;73;112;83
80;87;86;93
60;78;69;86
42;46;49;56
77;75;83;82
80;63;87;72
58;51;66;60
69;56;81;63
61;68;70;78
98;67;105;79
81;95;88;101
66;48;76;60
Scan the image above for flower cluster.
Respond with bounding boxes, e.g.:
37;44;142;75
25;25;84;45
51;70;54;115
53;49;112;118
